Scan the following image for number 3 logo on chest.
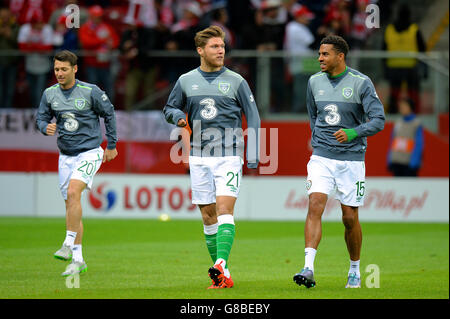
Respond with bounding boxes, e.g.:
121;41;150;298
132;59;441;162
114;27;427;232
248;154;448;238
199;98;218;120
324;104;341;125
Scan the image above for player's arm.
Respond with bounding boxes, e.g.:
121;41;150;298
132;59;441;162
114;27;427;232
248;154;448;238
237;79;260;169
92;87;118;162
163;79;187;127
306;80;317;133
35;92;55;136
335;79;385;143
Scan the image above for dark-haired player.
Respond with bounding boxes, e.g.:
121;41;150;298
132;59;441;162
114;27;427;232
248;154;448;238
293;35;385;289
36;50;118;276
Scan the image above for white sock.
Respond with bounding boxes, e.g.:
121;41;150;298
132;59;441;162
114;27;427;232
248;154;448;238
215;258;226;270
63;231;77;248
217;214;235;225
72;244;83;263
304;247;317;272
349;259;360;277
204;224;231;278
203;223;218;235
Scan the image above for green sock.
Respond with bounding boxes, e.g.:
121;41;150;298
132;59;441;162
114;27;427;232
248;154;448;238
204;233;217;263
216;223;235;264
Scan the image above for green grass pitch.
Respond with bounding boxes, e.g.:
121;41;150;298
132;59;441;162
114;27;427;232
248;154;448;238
0;217;448;299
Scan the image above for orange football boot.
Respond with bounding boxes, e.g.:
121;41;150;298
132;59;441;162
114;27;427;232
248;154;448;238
207;263;225;287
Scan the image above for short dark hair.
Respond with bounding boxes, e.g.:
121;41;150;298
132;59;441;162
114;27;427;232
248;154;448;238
320;35;349;57
54;50;78;66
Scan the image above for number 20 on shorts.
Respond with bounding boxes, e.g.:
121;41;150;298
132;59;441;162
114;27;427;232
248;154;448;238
77;160;97;177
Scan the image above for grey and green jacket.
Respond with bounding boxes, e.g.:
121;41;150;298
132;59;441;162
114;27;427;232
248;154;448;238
36;80;117;156
163;67;261;168
306;67;385;161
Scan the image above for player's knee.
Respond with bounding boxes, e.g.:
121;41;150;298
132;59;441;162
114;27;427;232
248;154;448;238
216;207;233;216
199;204;217;223
342;213;357;229
201;211;217;225
308;197;327;218
66;187;82;203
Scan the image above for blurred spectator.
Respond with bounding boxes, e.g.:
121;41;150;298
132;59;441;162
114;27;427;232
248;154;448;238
328;0;351;35
257;0;286;112
124;0;173;28
284;5;315;113
48;0;89;30
154;0;175;28
349;0;371;50
383;4;425;114
17;13;53;108
79;5;120;103
151;0;175;84
312;0;351;49
226;0;254;47
120;21;157;110
0;7;19;109
9;0;59;24
169;1;203;48
164;1;203;81
210;6;235;49
241;8;265;91
241;8;265;50
387;97;424;177
53;14;80;51
250;0;290;25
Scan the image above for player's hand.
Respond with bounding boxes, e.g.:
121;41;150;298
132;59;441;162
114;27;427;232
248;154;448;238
333;129;348;143
103;148;118;163
46;123;57;136
177;119;187;127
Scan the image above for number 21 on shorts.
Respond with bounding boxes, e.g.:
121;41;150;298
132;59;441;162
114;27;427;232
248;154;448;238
226;170;241;193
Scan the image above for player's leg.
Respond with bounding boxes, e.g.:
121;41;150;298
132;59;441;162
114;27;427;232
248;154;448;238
188;156;223;287
54;154;75;261
342;205;362;261
60;147;103;275
199;203;218;264
65;179;86;242
208;156;242;288
293;192;327;288
208;195;236;288
342;204;362;288
61;179;88;276
305;192;328;251
294;155;335;288
335;160;365;288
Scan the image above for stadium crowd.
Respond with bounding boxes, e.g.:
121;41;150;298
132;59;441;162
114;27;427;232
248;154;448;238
0;0;423;113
